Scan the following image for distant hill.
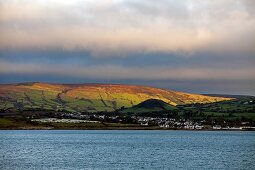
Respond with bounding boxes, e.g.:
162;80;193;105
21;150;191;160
121;99;177;113
0;82;232;113
202;94;254;99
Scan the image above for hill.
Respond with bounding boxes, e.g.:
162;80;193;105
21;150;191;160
202;94;254;99
0;82;232;112
121;99;177;113
178;96;255;121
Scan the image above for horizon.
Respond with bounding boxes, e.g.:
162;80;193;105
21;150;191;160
0;0;254;95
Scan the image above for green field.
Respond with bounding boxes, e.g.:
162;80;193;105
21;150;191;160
177;97;255;121
0;117;153;130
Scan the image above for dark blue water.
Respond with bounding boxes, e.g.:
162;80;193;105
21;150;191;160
0;130;254;170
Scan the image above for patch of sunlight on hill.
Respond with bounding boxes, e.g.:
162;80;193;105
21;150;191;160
0;83;232;112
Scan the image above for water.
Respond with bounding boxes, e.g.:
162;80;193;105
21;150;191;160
0;130;254;170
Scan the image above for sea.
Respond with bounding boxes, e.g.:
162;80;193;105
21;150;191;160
0;130;254;170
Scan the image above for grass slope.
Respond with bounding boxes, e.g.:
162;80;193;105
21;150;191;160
179;97;255;121
0;82;231;113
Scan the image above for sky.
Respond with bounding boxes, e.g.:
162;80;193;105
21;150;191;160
0;0;254;95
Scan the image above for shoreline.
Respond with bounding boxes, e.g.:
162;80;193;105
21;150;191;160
1;116;254;131
1;127;255;131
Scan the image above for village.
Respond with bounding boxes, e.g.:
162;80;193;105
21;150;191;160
30;112;255;130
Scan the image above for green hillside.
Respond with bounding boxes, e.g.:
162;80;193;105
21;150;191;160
0;82;231;113
178;97;255;121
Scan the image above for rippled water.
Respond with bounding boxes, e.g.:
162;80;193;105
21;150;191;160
0;130;254;170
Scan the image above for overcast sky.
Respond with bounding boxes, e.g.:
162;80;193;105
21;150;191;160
0;0;254;95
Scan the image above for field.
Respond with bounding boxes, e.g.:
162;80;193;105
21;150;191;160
0;116;158;130
178;97;255;121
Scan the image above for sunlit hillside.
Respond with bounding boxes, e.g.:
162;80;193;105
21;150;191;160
0;82;232;112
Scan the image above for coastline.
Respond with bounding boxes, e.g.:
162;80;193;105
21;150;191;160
1;116;254;131
1;127;254;131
